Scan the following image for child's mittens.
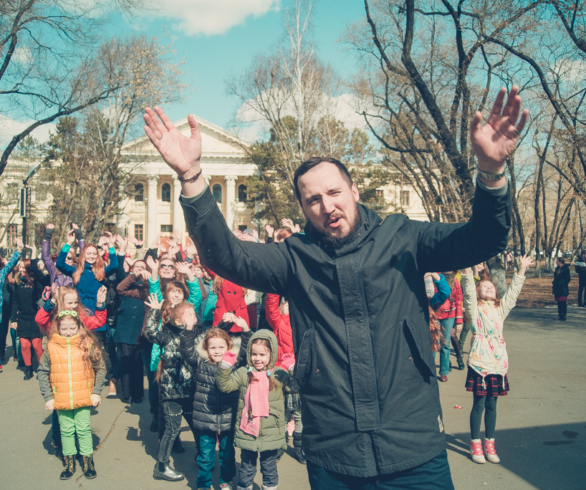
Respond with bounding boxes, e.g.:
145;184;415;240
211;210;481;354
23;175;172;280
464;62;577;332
281;353;296;372
220;351;237;370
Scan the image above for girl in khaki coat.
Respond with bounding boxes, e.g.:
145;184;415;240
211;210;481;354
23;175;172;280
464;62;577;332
217;329;295;490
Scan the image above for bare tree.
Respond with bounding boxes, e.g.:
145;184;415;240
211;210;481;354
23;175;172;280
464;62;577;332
0;0;148;176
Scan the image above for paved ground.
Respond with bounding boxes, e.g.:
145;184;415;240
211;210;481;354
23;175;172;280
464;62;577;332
1;307;584;490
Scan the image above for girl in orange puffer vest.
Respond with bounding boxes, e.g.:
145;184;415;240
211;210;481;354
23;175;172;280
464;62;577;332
38;311;106;481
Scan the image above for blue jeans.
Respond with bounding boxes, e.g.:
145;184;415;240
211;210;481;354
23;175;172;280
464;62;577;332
197;430;236;487
438;318;455;376
307;450;454;490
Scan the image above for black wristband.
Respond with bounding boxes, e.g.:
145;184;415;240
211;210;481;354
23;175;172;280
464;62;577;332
44;228;55;241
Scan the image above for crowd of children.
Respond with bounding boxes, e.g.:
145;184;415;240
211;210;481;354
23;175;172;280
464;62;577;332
0;221;302;489
0;218;545;485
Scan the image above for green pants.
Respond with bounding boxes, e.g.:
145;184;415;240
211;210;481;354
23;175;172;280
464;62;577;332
57;407;93;456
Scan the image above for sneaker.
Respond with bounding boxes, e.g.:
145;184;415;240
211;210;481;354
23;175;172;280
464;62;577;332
484;438;500;463
470;439;485;464
0;364;3;372
219;484;234;490
107;379;117;397
439;375;448;382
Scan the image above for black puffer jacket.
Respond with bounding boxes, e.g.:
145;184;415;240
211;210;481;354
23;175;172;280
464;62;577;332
179;328;251;431
11;283;41;338
144;308;194;402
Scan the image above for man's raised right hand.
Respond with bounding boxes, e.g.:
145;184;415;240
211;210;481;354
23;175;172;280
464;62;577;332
143;106;202;179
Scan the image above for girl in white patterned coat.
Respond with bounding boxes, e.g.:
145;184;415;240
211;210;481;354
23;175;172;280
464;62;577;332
460;254;533;465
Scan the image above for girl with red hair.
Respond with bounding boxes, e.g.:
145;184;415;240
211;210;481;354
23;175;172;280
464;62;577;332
56;230;118;313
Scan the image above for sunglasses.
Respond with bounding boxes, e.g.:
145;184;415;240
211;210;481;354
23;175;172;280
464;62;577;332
160;264;175;270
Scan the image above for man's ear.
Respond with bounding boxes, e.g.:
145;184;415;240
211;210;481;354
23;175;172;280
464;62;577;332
352;182;360;202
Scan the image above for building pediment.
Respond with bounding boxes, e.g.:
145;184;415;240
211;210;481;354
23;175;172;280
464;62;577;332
122;114;250;158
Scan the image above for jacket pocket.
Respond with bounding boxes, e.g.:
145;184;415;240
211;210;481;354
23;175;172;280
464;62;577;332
404;320;436;378
291;328;314;392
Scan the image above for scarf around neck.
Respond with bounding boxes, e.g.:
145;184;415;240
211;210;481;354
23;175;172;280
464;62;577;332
240;370;270;437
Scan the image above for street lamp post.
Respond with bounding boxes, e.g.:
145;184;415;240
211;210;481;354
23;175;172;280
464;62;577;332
20;163;41;247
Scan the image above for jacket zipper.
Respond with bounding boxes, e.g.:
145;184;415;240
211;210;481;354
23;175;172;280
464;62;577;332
68;338;74;410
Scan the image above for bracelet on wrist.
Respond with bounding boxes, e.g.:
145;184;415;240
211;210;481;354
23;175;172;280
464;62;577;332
476;166;506;181
177;169;203;183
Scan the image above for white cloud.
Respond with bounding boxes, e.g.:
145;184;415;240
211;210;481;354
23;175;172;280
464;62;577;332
149;0;279;36
0;115;55;148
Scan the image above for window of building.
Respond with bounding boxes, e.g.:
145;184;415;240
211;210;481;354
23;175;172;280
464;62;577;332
376;189;384;198
161;225;173;233
238;184;247;202
5;183;18;203
213;184;222;203
134;224;144;241
7;224;18;247
162;183;171;202
134;183;144;202
400;190;410;207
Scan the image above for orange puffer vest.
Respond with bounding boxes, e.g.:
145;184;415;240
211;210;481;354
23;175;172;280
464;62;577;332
47;333;94;411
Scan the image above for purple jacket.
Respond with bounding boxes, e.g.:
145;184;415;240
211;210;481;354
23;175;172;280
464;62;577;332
42;239;86;288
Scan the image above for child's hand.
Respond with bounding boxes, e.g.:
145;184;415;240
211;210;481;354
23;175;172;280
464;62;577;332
233;316;249;332
145;293;163;310
91;394;101;407
517;254;534;277
67;229;76;245
97;286;107;307
176;262;195;281
10;322;17;330
281;353;296;372
185;242;197;258
137;270;151;282
220;351;237;369
146;256;159;274
45;399;55;411
222;312;237;324
182;307;197;331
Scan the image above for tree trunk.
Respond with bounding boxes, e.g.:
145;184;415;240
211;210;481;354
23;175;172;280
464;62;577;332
486;255;507;298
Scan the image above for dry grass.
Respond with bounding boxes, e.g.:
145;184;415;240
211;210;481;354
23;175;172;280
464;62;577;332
510;275;579;308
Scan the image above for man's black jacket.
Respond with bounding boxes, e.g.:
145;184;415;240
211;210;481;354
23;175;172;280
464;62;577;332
180;182;510;477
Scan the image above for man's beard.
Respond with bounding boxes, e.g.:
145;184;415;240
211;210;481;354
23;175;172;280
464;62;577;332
311;203;362;249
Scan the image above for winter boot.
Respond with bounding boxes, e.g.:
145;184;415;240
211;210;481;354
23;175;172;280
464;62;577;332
483;438;500;463
23;365;33;380
60;455;76;479
153;461;185;482
262;486;278;490
470;439;485;464
82;454;97;479
293;432;306;464
236;486;253;490
219;483;234;490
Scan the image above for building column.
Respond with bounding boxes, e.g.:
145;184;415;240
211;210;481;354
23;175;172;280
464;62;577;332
225;175;237;231
173;178;183;241
147;176;158;245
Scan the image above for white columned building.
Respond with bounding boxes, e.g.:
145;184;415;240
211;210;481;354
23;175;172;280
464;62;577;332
120;115;257;244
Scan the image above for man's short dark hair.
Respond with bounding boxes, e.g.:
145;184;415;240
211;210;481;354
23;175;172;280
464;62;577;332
293;157;354;203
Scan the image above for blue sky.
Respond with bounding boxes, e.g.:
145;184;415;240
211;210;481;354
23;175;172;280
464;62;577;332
131;0;365;132
1;0;367;146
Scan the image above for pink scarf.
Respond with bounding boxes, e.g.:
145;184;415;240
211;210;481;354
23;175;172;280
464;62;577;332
240;371;270;437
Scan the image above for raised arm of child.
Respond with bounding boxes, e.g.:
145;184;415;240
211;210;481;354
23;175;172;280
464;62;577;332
500;255;533;320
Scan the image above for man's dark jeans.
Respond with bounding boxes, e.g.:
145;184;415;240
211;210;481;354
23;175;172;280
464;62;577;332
307;450;454;490
239;449;279;488
197;429;235;487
